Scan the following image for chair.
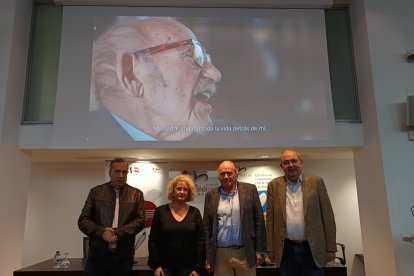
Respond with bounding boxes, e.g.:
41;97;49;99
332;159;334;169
335;242;346;265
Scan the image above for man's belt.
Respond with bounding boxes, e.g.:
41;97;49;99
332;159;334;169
217;245;244;250
285;238;307;245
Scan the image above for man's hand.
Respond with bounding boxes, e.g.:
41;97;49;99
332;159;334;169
326;251;336;263
154;267;165;276
189;270;199;276
256;253;265;266
205;260;213;273
267;252;275;264
103;227;117;243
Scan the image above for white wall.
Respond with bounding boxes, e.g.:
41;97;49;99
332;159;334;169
22;159;363;276
0;1;34;276
368;0;414;275
350;0;414;275
22;162;106;265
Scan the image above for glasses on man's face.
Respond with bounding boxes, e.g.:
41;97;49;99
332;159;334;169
219;171;235;178
281;159;300;166
133;38;211;67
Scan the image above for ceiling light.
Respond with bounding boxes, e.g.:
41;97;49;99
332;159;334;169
135;156;151;160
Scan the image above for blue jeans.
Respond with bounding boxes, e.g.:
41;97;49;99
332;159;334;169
84;255;134;276
279;239;324;276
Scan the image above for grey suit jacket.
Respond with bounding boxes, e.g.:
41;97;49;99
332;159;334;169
203;182;266;268
266;174;336;268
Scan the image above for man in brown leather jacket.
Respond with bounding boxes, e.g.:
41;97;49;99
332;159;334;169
78;158;145;276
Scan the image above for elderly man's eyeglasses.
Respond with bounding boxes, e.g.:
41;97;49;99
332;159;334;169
133;39;211;67
219;171;235;178
281;159;300;166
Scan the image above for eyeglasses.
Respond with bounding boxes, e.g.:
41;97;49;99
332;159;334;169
281;159;300;166
219;171;235;178
133;39;211;67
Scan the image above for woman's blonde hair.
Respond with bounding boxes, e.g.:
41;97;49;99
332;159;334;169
167;174;197;202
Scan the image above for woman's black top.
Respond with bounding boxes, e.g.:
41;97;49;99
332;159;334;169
147;204;205;273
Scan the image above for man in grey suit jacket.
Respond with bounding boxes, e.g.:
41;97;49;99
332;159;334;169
266;148;337;276
203;160;266;276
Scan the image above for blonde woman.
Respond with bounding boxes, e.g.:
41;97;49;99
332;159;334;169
148;175;205;276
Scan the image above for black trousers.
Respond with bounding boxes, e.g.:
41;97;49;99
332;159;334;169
84;254;134;276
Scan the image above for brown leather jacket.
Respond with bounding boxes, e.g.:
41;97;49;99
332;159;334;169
78;182;145;259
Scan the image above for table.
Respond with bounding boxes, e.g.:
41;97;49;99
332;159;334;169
14;258;346;276
257;263;346;276
13;258;152;276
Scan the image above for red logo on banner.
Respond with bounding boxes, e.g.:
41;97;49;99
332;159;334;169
133;166;139;174
144;201;156;228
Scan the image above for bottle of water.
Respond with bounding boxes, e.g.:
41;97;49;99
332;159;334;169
53;251;62;269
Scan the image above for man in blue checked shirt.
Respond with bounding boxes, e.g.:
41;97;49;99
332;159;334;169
203;160;266;276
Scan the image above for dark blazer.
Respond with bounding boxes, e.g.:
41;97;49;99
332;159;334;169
266;174;336;268
203;181;266;268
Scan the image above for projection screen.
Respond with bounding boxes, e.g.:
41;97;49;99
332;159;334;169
51;7;334;148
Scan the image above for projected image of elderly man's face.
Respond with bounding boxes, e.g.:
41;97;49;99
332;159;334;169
94;18;221;141
136;21;222;140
